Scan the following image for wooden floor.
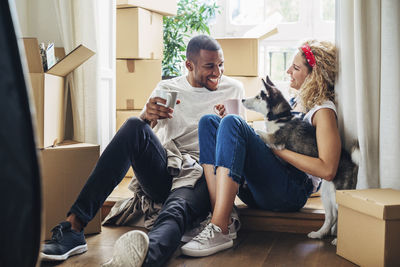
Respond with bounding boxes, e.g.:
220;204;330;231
39;225;357;267
40;178;357;266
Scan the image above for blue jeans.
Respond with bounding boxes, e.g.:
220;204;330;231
198;114;313;212
69;117;210;267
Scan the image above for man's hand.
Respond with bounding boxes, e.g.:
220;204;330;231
140;97;180;127
214;104;226;118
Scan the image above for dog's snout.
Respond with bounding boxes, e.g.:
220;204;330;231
241;99;245;103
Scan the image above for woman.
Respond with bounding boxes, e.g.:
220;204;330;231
181;40;339;257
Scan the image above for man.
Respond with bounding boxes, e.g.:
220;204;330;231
41;35;244;267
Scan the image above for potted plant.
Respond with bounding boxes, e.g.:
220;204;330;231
162;0;220;78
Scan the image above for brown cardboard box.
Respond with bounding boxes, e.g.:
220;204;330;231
216;27;278;77
116;110;142;177
229;76;264;121
116;110;142;131
22;38;94;148
117;8;163;59
116;59;161;109
336;189;400;267
117;0;177;16
39;141;101;240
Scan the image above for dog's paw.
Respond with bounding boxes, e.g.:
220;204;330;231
307;231;324;239
330;223;337;236
255;130;269;142
269;143;285;150
331;238;337;246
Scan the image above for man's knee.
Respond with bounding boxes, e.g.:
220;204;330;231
158;197;191;223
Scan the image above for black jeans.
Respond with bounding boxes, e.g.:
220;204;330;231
69;117;211;267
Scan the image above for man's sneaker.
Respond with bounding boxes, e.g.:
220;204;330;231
181;209;241;243
180;223;233;257
41;221;87;261
102;230;149;267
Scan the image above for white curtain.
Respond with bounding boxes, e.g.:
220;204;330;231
336;0;400;189
54;1;99;145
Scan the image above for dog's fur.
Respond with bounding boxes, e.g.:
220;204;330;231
242;76;359;245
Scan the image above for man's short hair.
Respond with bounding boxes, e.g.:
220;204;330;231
186;35;221;63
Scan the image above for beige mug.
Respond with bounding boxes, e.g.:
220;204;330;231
214;98;241;116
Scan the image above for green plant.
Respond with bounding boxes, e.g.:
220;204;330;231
162;0;220;77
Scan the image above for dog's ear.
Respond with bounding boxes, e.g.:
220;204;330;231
266;75;276;87
260;90;268;100
261;78;273;97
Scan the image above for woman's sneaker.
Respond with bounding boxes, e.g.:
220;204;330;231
180;223;233;257
181;209;241;243
181;213;212;243
41;221;87;261
102;230;149;267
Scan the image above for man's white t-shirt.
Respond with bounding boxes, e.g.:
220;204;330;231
144;74;245;159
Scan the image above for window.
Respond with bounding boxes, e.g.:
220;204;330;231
211;0;335;85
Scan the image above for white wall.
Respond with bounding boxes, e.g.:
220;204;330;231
14;0;62;46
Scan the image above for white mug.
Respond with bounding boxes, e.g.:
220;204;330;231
154;89;178;109
214;98;241;116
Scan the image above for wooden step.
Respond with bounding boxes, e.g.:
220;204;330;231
102;178;325;234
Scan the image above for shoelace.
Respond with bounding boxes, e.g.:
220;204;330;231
193;223;218;242
51;224;64;241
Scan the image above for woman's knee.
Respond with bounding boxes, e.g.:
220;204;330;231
220;114;243;128
199;114;220;129
199;114;221;136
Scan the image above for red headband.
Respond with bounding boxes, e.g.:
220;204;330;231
301;44;316;68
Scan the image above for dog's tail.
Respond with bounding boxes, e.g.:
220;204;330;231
350;141;360;166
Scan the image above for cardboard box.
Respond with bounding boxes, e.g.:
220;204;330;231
39;141;101;240
116;59;161;109
117;8;163;59
336;189;400;267
229;76;264;121
22;38;94;148
116;110;142;177
117;0;177;16
216;27;278;77
116;110;142;131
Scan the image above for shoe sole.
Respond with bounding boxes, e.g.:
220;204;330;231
101;230;149;267
40;244;88;261
182;231;237;243
181;239;233;257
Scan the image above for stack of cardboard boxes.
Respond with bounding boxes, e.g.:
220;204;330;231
216;27;278;122
115;0;177;177
22;38;101;240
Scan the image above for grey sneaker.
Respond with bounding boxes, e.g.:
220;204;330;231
229;207;241;239
180;223;233;257
181;214;212;243
182;209;241;243
102;230;149;267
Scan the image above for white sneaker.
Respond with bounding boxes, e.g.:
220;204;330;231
181;223;233;257
181;213;212;243
102;230;149;267
229;207;241;239
182;209;241;243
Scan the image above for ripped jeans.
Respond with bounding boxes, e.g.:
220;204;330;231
198;114;313;212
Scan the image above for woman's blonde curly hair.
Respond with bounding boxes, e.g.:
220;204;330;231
298;40;337;111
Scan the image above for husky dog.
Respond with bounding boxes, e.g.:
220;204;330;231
242;76;359;245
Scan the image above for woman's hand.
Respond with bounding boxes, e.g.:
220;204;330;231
271;108;341;181
214;104;226;118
